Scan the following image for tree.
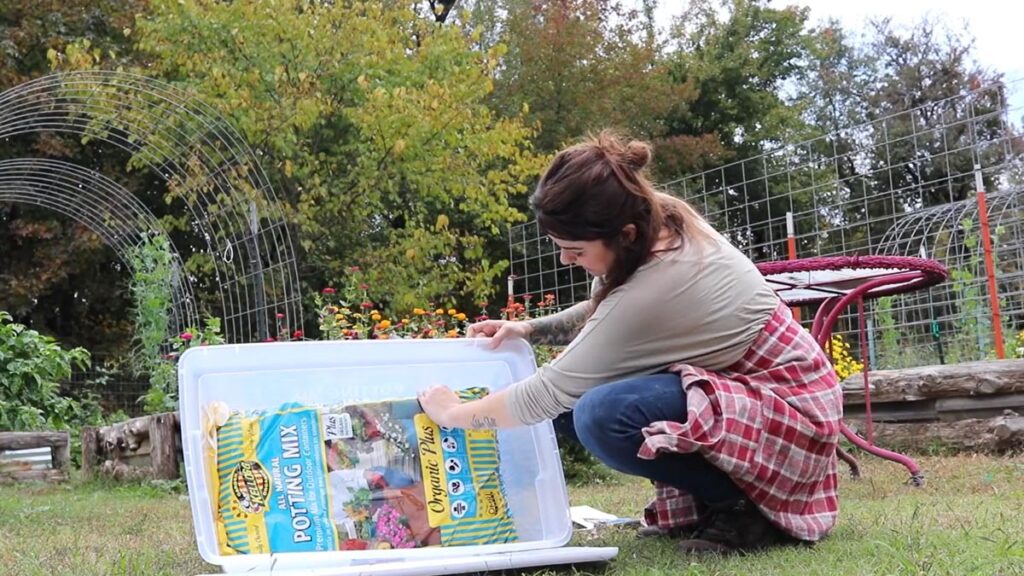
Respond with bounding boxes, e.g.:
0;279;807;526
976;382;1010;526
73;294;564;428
659;0;812;174
795;16;1008;254
658;0;815;258
126;0;543;316
489;0;681;152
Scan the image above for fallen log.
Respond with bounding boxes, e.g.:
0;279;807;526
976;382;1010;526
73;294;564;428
841;359;1024;404
845;412;1024;454
0;469;66;484
84;412;182;481
0;431;70;483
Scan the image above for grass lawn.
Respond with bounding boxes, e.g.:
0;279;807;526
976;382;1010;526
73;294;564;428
1;455;1022;575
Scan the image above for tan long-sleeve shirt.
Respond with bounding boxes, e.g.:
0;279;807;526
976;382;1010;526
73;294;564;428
506;233;781;425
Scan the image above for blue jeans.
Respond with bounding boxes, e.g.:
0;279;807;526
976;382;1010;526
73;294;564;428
554;373;744;505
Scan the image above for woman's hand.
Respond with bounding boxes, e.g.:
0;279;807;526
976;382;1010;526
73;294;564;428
417;385;463;428
466;319;532;349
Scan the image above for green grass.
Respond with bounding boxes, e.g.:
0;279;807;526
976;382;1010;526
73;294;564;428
1;456;1023;575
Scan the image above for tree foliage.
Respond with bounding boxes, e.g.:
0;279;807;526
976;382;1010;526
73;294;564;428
482;0;681;152
130;0;544;313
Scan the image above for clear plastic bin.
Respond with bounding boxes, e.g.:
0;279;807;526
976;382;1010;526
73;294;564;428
178;338;577;573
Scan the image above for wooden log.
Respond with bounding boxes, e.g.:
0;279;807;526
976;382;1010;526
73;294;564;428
0;431;69;451
81;426;99;481
842;359;1024;404
98;414;154;455
844;399;937;423
845;413;1024;453
0;468;66;483
994;415;1024;442
51;441;70;473
935;393;1024;421
149;413;179;480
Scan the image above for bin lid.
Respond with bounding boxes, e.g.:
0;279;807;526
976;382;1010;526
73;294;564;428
195;546;619;575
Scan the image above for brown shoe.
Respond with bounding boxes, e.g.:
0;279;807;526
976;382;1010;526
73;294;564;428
676;498;796;555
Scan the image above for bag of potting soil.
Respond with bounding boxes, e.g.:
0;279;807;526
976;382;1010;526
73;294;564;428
204;387;517;555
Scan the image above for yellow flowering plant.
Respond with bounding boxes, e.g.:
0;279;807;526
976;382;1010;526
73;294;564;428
314;267;481;340
1012;330;1024;359
828;334;864;380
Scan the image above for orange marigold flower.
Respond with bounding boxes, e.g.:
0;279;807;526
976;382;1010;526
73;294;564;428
378;320;392;330
435;308;444;315
371;313;382;322
413;308;426;315
446;329;459;338
454;313;467;321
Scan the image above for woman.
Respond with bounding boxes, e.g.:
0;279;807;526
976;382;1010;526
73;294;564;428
417;131;842;554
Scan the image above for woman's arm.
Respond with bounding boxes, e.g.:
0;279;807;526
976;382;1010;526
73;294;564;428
526;300;593;346
417;386;523;429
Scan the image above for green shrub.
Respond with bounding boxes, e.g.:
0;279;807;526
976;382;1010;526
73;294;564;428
0;311;91;430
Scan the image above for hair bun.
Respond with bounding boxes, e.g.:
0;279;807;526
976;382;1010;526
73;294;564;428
623;140;652;170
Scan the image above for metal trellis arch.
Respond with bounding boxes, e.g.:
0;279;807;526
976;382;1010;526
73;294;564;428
0;70;303;342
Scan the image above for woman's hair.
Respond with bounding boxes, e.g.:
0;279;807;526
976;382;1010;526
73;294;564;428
530;130;715;304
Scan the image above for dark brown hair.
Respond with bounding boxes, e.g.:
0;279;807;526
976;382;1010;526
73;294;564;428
530;130;715;304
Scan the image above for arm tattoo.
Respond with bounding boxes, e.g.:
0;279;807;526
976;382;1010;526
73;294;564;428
526;301;593;347
470;414;498;429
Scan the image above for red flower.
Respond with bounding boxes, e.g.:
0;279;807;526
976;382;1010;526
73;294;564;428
276;313;285;319
264;337;276;342
292;330;303;339
322;287;336;295
359;283;369;290
523;294;534;301
180;332;193;341
348;266;361;273
360;301;373;309
474;315;489;322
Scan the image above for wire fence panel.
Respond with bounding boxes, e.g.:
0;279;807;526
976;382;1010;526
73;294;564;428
510;81;1024;368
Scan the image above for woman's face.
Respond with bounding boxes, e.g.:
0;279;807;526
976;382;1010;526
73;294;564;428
550;236;615;276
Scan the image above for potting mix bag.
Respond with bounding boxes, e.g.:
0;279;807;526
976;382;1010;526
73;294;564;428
203;387;517;555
